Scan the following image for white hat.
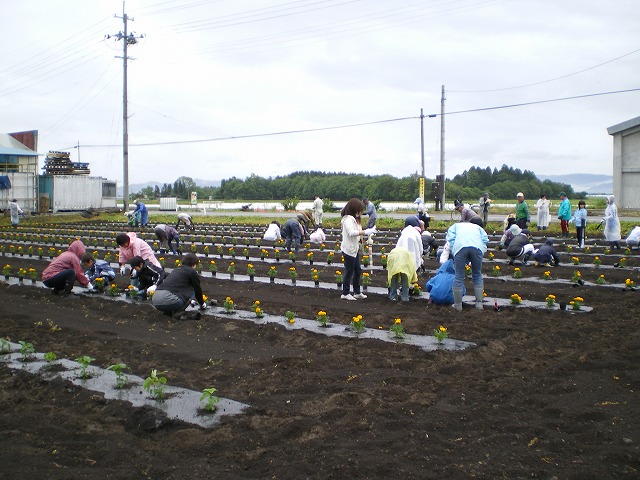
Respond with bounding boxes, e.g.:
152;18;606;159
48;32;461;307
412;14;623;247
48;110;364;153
516;192;524;198
414;197;422;204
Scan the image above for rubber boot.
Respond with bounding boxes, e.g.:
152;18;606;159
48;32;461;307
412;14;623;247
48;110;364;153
474;285;484;310
452;287;463;312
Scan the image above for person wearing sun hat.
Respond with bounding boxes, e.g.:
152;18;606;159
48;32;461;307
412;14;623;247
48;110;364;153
515;192;530;230
557;192;572;238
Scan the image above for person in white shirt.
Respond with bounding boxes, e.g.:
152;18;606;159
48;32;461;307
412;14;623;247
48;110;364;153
387;216;424;301
340;198;376;300
9;199;24;228
536;194;551;230
445;221;489;311
625;226;640;249
176;213;195;231
312;195;324;228
263;221;282;242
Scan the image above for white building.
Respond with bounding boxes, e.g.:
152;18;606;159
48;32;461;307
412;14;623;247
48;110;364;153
607;116;640;209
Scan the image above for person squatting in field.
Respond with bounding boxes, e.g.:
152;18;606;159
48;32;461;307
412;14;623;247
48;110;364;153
151;253;208;318
42;240;92;295
116;232;161;278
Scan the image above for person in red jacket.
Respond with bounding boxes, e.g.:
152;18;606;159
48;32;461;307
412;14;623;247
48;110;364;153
42;240;92;295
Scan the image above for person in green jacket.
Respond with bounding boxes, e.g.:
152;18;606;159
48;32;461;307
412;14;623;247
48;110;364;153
557;192;572;237
515;192;530;229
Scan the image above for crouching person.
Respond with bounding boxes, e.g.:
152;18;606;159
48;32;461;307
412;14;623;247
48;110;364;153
151;253;208;319
425;260;464;305
83;253;116;283
129;255;166;299
42;240;92;295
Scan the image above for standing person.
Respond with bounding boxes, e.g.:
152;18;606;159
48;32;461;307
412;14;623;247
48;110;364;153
312;195;324;228
387;216;423;302
116;232;161;276
131;200;149;227
414;197;431;228
445;221;489;311
570;200;588;248
478;193;491;226
536;194;551;230
8;199;24;228
557;192;572;237
340;198;375;300
176;212;195;231
151;253;208;318
154;223;181;254
42;240;92;295
601;195;621;249
515;192;530;229
625;226;640;249
362;197;377;229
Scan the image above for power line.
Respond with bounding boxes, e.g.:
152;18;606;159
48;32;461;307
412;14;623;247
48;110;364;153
73;87;640;149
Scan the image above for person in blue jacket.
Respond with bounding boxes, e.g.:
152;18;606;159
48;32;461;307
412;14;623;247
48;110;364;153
570;200;588;248
82;253;116;283
425;260;465;305
557;192;572;237
132;199;149;227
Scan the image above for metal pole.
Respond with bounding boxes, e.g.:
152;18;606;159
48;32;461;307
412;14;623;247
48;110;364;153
440;85;446;210
420;108;425;200
122;1;129;212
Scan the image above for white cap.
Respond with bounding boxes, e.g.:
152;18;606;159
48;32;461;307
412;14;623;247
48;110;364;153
516;192;524;198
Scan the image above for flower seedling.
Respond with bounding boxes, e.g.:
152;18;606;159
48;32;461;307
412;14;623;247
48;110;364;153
190;243;197;253
570;296;584;310
0;338;11;354
319;243;325;251
312;269;319;284
327;251;335;264
260;249;268;259
491;265;501;277
107;363;130;389
584;246;591;253
243;248;249;258
571;256;580;265
200;387;221;412
289;267;297;280
251;300;261;312
488;251;495;260
19;341;35;361
144;369;168;400
512;268;522;279
434;325;448;344
75;355;95;379
411;283;422;296
618;258;627;267
350;314;365;333
3;264;11;277
307;252;314;263
228;247;235;257
108;283;119;296
255;306;264;318
267;266;277;278
510;293;522;305
274;249;280;260
227;262;235;274
593;256;601;267
389;318;405;339
335;270;343;285
127;285;138;299
288;251;296;261
246;264;255;276
362;255;370;267
545;294;556;308
361;272;371;286
223;296;235;313
596;274;606;285
285;310;296;324
625;278;635;289
43;352;57;364
316;311;329;327
28;268;38;281
209;260;217;273
572;271;582;283
625;248;632;255
464;264;471;277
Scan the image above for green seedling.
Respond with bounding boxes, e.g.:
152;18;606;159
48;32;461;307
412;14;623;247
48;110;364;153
43;352;57;363
107;363;130;389
18;341;35;361
75;355;96;379
0;338;11;354
200;387;221;412
143;369;168;400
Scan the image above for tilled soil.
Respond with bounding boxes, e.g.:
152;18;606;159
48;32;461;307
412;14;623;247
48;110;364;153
1;225;639;479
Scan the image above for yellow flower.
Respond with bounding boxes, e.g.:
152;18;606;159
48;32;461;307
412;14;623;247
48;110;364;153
318;311;326;316
254;300;260;305
439;326;447;333
202;294;208;302
394;318;402;325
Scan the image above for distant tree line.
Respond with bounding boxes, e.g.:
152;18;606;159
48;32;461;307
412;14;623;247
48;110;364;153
131;166;585;202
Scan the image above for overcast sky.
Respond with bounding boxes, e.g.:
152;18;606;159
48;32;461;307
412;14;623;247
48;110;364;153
1;0;638;187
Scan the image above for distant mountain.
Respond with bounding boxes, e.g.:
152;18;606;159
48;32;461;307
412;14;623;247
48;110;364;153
537;173;613;195
117;178;221;196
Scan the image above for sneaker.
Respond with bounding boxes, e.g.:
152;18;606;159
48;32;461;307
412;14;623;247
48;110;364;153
353;293;367;299
341;294;356;300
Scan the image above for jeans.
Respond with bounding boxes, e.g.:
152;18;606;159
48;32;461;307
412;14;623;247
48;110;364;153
43;269;76;293
342;252;362;296
453;247;483;289
389;274;409;301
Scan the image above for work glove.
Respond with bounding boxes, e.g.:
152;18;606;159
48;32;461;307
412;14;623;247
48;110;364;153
86;282;95;291
363;227;377;236
366;234;374;245
200;302;208;310
120;265;127;276
146;285;157;295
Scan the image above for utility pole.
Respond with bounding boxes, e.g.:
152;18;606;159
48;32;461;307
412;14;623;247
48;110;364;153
420;108;425;201
108;1;143;212
439;85;446;210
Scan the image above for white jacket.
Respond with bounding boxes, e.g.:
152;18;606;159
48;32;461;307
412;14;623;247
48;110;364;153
396;225;424;271
340;215;362;257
